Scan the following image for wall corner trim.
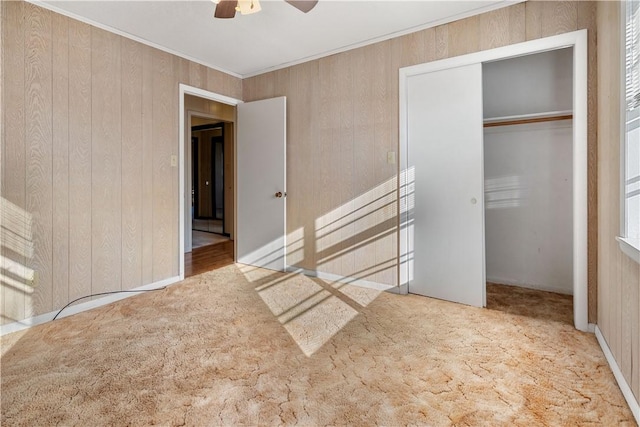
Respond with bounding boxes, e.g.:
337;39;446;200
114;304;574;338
0;276;181;337
594;326;640;424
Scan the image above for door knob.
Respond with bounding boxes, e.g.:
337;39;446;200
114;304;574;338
275;192;283;198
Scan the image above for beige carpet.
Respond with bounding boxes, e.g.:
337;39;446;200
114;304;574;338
1;264;635;426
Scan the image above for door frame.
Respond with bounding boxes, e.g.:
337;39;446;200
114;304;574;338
399;30;589;331
179;84;241;279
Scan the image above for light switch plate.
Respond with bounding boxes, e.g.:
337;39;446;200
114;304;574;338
387;151;396;164
170;155;177;167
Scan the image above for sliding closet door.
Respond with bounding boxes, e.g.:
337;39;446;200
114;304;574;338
407;63;485;307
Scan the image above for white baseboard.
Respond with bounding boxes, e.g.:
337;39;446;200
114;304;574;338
486;276;573;295
595;326;640;425
1;276;181;336
285;266;396;293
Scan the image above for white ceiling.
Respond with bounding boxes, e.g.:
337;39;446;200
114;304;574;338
34;0;515;78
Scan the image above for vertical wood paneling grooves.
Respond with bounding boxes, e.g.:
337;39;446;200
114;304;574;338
448;15;480;57
352;45;375;280
206;68;223;95
541;1;577;37
597;27;612;340
286;65;302;267
323;55;341;275
508;2;526;44
2;0;26;324
189;62;204;89
435;25;449;60
316;56;336;273
338;52;354;278
242;77;255;104
265;72;278;99
578;1;599;323
179;58;190;87
141;46;154;285
91;28;122;293
171;55;180;277
607;31;623;362
301;63;318;271
399;31;426;68
51;12;69;309
525;1;543;41
24;3;53;316
151;50;173;281
229;73;243;100
423;27;437;63
480;7;511;50
292;64;317;272
597;0;615;346
121;38;143;289
274;68;290;101
373;40;394;286
68;19;92;301
387;37;402;288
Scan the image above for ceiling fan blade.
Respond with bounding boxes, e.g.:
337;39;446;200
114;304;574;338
285;0;318;13
214;0;238;19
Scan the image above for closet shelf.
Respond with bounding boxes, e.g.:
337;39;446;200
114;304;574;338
483;110;573;128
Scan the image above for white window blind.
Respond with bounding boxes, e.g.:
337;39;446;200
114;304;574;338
626;1;639;111
624;0;639;242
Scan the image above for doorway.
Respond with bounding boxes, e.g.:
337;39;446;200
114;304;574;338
178;84;287;280
191;121;233;249
483;48;574;298
180;89;238;278
183;97;236;253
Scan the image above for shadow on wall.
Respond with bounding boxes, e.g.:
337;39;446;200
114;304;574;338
1;198;35;325
239;172;407;286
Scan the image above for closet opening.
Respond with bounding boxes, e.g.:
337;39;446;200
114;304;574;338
482;48;575;322
399;29;589;331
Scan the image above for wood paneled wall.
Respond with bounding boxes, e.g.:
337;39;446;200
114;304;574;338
243;1;598;306
0;0;242;324
597;1;640;406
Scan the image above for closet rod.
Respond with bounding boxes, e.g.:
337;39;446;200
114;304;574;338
483;113;573;128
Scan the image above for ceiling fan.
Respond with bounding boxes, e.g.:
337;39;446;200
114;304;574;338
213;0;318;19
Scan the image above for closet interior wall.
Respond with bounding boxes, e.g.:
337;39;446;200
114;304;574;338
483;48;574;295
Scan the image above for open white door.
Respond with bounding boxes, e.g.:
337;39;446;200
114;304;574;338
236;97;286;271
406;64;485;307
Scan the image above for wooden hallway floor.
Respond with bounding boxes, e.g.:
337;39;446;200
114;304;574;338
185;240;234;277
